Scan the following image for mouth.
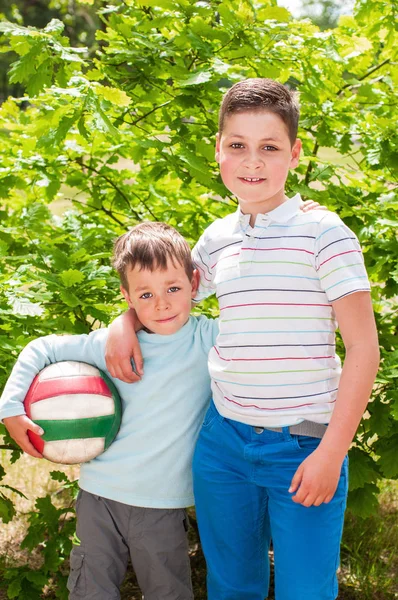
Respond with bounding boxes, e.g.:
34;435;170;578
239;177;265;184
156;316;177;323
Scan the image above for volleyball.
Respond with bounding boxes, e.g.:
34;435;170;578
24;361;121;464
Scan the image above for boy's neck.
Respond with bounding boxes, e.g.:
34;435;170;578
239;194;290;227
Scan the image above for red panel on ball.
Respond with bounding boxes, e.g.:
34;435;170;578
24;375;112;410
28;429;45;454
24;373;40;418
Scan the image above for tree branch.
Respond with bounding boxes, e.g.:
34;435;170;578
131;100;172;126
337;59;391;94
69;197;127;227
76;161;141;220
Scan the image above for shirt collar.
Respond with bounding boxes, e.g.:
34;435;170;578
232;193;302;233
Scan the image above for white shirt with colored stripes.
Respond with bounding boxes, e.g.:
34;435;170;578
192;194;371;427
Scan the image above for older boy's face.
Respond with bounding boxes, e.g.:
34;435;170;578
216;110;301;217
121;261;198;335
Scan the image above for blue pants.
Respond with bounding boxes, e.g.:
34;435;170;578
192;402;348;600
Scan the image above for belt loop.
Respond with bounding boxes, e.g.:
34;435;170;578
281;426;291;441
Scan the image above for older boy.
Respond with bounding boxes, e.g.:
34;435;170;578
106;79;379;600
0;222;218;600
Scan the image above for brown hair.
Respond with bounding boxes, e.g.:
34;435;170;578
218;78;299;145
112;222;194;290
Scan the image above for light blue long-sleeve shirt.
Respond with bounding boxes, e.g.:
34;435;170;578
0;315;218;508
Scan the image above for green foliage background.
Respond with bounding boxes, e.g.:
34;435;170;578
0;0;397;596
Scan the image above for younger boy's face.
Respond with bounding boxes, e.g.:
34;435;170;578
121;261;198;335
216;110;301;217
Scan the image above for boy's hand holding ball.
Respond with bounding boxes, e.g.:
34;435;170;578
3;415;44;458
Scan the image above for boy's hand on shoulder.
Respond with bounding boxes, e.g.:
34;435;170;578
3;415;44;459
289;447;343;507
105;313;143;383
300;200;328;212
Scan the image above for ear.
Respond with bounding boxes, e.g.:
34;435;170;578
215;132;221;163
191;269;200;298
290;138;302;169
120;285;134;309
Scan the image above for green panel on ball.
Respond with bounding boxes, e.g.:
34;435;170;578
35;414;116;441
98;369;122;449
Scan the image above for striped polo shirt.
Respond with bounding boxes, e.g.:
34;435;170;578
192;194;371;427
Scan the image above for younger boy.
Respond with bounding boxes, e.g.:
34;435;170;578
106;79;380;600
0;222;218;600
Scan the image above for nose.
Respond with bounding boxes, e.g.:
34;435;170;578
155;295;170;311
243;151;264;169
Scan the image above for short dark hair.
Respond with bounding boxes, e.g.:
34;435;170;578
218;78;299;145
113;222;194;290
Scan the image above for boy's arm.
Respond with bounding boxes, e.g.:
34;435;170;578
1;332;106;458
105;309;143;383
289;291;380;507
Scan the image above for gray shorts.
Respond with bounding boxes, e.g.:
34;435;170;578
67;489;194;600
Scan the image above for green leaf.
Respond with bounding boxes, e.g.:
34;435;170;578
43;19;65;34
43;538;64;571
367;398;392;436
257;6;291;21
60;269;85;287
70;248;89;263
8;36;31;56
59;289;81;307
26;570;49;586
95;85;131;107
180;148;209;174
35;495;61;524
8;48;39;84
50;471;70;483
7;577;22;599
0;20;40;37
38;112;80;148
347;483;380;518
377;435;398;478
0;495;16;524
177;71;212;87
91;104;119;137
77;115;90;140
348;447;379;491
21;521;46;551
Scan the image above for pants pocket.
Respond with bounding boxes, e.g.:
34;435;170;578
67;547;86;596
292;434;321;452
201;401;223;431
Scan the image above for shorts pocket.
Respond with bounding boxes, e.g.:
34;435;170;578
67;547;86;595
201;401;219;430
292;434;321;452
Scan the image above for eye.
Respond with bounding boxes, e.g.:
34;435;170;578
263;145;277;151
140;292;152;299
230;143;244;149
168;286;180;293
